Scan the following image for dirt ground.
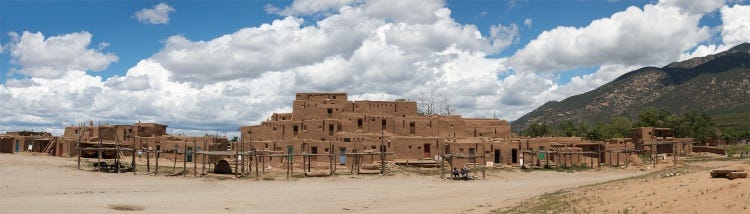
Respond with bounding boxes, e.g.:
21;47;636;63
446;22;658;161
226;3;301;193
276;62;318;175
496;157;750;214
0;153;655;213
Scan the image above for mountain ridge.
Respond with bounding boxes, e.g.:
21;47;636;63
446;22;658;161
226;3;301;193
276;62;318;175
511;43;750;133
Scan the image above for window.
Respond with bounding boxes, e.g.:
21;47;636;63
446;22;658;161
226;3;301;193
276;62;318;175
409;122;415;135
344;138;351;142
357;119;363;129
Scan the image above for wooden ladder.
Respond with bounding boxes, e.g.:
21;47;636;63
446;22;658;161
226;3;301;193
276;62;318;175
42;139;56;154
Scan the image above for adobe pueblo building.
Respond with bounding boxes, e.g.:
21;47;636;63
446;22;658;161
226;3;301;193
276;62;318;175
240;93;517;167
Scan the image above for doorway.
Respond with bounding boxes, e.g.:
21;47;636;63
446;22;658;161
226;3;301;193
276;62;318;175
311;146;318;161
339;147;347;165
423;143;431;159
186;147;193;162
511;149;518;164
494;149;501;163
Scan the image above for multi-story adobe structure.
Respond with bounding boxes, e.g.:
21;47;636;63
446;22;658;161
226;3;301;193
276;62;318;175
239;92;524;167
59;122;227;163
631;127;693;155
0;131;56;154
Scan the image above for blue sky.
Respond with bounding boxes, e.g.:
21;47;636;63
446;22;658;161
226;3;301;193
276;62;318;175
1;0;748;136
3;0;662;83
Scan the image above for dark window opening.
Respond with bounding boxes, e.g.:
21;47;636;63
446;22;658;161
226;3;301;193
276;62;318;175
357;119;363;129
409;122;416;135
344;138;351;142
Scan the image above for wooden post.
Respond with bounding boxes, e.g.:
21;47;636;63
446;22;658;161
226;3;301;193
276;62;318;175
598;144;602;168
291;150;295;177
77;147;81;170
172;149;178;175
155;150;159;175
116;140;121;173
147;150;151;173
197;138;198;177
76;127;81;170
440;154;445;179
482;145;486;179
132;147;136;175
132;137;136;175
625;145;629;168
616;151;620;167
235;142;239;178
673;142;677;166
202;140;207;175
241;138;245;176
380;130;385;175
653;143;657;169
97;122;102;172
255;154;259;180
329;141;334;176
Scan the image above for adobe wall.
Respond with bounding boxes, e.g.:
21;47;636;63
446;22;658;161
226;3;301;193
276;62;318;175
239;92;522;166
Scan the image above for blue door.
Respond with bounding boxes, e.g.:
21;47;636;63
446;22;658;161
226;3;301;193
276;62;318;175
15;140;19;152
339;147;346;164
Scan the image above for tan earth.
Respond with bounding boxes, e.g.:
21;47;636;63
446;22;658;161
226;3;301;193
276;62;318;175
2;153;744;214
497;158;750;214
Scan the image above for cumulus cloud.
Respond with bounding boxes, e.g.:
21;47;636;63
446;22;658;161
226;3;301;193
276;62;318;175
3;0;741;135
659;0;724;14
134;2;175;24
7;31;118;79
679;3;750;60
720;4;750;46
509;1;714;72
265;0;356;16
153;3;514;84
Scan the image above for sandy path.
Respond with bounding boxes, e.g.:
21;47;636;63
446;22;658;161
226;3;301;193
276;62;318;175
0;153;647;213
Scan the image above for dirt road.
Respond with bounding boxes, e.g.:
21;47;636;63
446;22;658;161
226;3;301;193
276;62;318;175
0;153;647;213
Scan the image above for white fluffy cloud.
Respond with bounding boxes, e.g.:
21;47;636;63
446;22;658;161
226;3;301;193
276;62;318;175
720;4;750;46
679;3;750;60
266;0;355;16
153;2;513;84
7;31;118;79
509;0;715;72
134;2;175;24
3;0;744;135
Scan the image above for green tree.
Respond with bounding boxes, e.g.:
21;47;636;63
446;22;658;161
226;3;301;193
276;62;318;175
585;122;613;141
557;121;578;137
523;123;553;137
634;107;678;128
676;111;716;141
609;116;632;138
